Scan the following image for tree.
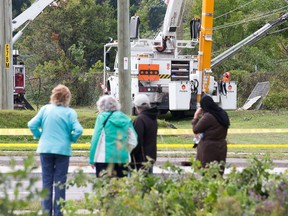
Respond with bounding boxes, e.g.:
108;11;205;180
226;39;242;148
134;0;166;37
16;0;117;106
12;0;31;18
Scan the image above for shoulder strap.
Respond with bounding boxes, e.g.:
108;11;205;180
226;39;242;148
103;111;114;127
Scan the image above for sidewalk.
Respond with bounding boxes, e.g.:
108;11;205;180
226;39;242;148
1;155;288;167
1;156;287;175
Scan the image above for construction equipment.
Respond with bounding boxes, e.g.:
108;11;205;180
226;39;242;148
103;0;226;116
211;12;288;68
103;1;287;116
12;0;55;110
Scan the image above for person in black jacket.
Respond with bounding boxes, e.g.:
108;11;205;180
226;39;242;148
131;94;158;173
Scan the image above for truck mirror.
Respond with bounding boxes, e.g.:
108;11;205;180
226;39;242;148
106;53;110;66
190;18;201;40
130;16;140;39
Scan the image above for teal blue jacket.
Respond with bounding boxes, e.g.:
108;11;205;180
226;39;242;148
28;104;83;156
89;111;137;164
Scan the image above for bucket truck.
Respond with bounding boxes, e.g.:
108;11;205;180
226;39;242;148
103;0;228;116
12;0;55;110
102;0;287;116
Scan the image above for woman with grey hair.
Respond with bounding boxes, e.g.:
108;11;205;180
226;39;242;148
89;95;138;177
28;84;83;216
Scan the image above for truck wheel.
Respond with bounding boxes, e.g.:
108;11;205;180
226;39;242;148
170;111;184;118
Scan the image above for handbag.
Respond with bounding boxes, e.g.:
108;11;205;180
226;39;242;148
94;111;114;162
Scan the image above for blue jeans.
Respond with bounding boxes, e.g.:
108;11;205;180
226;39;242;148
40;153;70;216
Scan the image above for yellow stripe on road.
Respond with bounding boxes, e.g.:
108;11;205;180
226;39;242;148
0;128;287;136
1;143;288;149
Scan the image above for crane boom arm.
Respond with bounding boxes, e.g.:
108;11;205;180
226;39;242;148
12;0;54;31
211;12;288;69
160;0;184;39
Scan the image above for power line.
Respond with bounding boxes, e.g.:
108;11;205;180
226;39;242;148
214;0;256;20
214;6;288;30
269;26;288;34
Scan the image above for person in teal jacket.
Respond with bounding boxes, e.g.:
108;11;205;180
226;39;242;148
28;84;83;216
89;95;137;177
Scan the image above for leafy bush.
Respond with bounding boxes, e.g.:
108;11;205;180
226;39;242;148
0;155;44;215
2;156;288;215
231;70;272;107
63;157;288;216
262;79;288;110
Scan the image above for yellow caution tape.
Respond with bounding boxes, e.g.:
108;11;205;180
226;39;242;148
227;129;288;134
157;128;288;135
158;144;288;148
0;129;32;136
0;128;287;136
0;143;288;149
0;143;90;149
227;144;288;148
0;129;95;136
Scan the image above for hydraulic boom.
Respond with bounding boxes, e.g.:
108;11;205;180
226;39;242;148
211;12;288;68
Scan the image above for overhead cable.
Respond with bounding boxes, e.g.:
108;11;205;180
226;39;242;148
269;26;288;34
214;0;256;20
214;6;288;30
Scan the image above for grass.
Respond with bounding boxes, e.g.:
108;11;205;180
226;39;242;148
166;110;288;129
0;109;288;159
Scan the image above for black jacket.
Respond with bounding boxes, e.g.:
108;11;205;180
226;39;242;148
131;106;158;166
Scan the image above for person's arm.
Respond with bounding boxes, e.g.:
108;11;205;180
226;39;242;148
27;107;45;139
193;108;202;120
127;120;138;153
89;115;103;164
192;113;212;134
70;110;83;143
192;107;202;134
131;117;144;155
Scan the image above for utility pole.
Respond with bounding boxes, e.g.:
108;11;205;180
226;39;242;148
196;0;214;107
0;0;13;109
117;0;131;115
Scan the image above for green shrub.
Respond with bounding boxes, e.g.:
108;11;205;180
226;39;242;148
262;80;288;110
0;155;44;215
231;70;272;107
2;156;288;215
62;156;288;215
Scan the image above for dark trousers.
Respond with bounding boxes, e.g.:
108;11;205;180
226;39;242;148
40;153;70;216
95;163;128;177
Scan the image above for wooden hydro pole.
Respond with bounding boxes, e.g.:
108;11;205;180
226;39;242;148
0;0;13;109
117;0;131;115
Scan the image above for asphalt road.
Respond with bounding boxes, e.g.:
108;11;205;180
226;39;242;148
1;155;288;167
